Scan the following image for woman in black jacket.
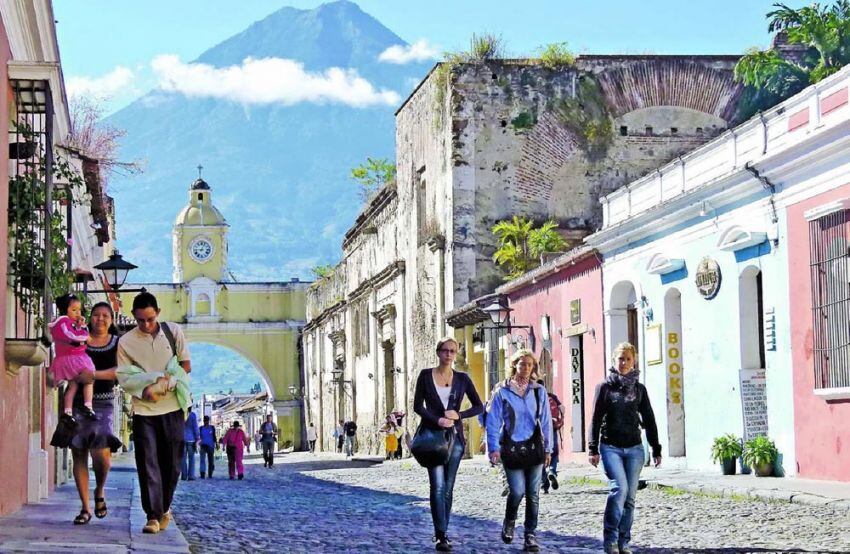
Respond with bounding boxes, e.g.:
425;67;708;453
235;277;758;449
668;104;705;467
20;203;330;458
588;342;662;554
413;336;483;552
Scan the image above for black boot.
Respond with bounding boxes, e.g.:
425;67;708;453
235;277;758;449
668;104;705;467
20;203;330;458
524;533;540;552
435;533;451;552
501;519;515;544
200;472;205;479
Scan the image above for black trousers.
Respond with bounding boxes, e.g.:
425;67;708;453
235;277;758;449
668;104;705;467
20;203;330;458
200;444;215;476
133;409;185;519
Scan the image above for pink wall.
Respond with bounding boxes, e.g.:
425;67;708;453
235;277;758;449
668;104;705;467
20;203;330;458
787;182;850;481
0;16;31;516
505;255;605;463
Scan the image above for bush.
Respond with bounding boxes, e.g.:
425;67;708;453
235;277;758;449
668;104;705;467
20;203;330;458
538;42;576;69
710;433;743;463
742;435;778;467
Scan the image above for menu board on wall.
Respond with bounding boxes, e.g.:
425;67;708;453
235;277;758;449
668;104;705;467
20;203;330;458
739;368;768;442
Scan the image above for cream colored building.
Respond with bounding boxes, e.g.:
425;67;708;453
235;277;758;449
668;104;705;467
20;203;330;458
118;177;309;448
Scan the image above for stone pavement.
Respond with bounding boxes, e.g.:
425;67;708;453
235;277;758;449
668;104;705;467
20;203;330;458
555;462;850;511
0;454;189;553
170;451;850;553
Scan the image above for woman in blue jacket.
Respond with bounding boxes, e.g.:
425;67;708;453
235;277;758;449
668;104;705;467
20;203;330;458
486;349;553;553
413;336;483;552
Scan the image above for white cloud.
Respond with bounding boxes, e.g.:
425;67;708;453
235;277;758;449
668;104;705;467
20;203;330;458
66;66;135;99
378;40;440;64
151;55;400;108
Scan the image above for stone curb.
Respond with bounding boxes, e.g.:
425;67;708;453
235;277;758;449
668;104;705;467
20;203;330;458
646;480;850;511
128;464;190;553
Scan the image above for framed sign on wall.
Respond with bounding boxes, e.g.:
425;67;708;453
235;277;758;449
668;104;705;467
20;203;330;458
645;323;663;365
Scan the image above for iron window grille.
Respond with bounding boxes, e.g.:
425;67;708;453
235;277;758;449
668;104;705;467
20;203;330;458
808;208;850;390
7;79;58;341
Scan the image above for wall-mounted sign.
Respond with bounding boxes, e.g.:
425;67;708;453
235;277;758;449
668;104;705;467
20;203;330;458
570;299;581;325
645;324;663;365
695;257;722;299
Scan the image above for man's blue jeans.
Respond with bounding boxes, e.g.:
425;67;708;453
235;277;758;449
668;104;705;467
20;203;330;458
504;462;544;535
426;438;464;538
181;442;197;479
600;443;644;549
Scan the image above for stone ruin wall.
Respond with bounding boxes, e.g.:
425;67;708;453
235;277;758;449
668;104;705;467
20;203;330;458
446;57;744;301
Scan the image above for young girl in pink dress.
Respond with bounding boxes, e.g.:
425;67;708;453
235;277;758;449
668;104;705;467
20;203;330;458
49;294;96;421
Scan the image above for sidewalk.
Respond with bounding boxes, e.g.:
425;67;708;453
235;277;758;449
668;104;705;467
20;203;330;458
0;454;189;553
551;460;850;511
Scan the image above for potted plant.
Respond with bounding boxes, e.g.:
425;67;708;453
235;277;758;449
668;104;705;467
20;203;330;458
710;434;743;475
743;435;778;477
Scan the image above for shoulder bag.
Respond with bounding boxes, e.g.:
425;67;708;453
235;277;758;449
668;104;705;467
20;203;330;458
410;423;455;468
499;386;545;470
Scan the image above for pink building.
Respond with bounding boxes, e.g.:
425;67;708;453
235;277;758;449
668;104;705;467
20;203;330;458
496;247;605;463
787;184;850;481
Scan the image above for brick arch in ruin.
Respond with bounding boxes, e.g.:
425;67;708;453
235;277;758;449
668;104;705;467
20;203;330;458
514;59;744;219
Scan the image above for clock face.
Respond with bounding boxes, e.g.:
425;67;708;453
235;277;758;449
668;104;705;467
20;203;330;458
190;238;214;262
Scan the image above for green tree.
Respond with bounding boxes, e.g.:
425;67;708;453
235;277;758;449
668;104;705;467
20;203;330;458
735;2;850;118
492;216;567;280
350;157;396;202
311;264;334;279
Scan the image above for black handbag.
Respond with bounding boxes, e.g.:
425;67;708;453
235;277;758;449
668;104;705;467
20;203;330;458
409;423;455;468
50;416;79;449
500;386;546;470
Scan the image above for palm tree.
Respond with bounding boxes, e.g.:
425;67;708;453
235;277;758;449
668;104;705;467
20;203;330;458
492;216;567;280
735;2;850;117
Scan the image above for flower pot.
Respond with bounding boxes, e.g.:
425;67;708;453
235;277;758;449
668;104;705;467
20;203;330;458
739;457;751;474
5;338;49;376
754;462;774;477
9;141;37;159
721;457;737;475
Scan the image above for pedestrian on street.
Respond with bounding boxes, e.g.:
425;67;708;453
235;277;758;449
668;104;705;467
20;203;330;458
181;407;200;480
380;415;399;460
221;421;251;480
540;380;565;494
413;336;483;552
199;415;217;478
392;410;406;459
117;292;192;535
486;349;553;553
589;342;662;554
70;302;123;525
333;419;344;453
306;422;318;453
343;419;357;457
260;414;278;467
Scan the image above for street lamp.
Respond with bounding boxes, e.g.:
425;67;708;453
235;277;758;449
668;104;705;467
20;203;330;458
288;385;304;400
479;297;535;350
88;250;147;294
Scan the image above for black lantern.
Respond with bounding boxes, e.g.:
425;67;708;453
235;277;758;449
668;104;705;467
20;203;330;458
482;299;512;326
93;250;138;290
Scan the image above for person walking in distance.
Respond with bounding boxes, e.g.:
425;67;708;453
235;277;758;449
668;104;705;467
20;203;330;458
221;421;251;480
117;292;191;535
306;422;318;453
181;407;200;480
343;419;357;457
589;342;662;554
260;414;278;467
413;336;483;552
540;380;566;494
486;350;553;553
333;419;344;453
199;416;217;479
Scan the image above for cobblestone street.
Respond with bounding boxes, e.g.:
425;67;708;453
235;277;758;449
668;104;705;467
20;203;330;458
171;453;850;553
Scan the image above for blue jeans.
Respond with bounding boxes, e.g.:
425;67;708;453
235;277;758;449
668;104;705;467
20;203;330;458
181;442;197;479
504;463;544;535
600;443;644;548
542;431;560;489
426;438;464;538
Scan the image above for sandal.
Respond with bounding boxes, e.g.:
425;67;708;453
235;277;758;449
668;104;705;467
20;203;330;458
94;497;107;519
73;510;92;525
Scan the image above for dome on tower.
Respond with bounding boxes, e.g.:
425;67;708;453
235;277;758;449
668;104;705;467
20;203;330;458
191;178;210;190
174;175;228;227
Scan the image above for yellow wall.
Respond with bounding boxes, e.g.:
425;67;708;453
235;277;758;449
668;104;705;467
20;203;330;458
455;325;486;457
178;227;227;282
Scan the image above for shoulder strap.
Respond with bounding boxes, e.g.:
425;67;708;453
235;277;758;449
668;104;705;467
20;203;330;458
160;322;178;357
534;387;542;422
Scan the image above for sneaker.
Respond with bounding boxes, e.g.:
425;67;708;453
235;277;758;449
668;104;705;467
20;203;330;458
619;547;634;554
542;487;549;494
435;537;451;552
637;479;647;490
603;544;620;554
548;472;559;490
501;519;515;544
524;534;540;552
158;511;172;530
142;519;160;534
501;485;509;497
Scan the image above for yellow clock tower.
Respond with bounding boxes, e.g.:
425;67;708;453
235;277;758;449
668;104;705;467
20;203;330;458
172;174;229;284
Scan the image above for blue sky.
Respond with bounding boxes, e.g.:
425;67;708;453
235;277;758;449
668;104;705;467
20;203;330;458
54;0;808;113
